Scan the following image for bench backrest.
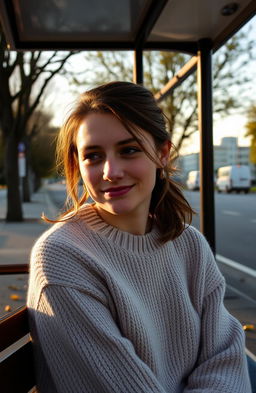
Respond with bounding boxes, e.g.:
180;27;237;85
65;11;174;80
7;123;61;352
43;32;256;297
0;306;36;393
1;305;255;393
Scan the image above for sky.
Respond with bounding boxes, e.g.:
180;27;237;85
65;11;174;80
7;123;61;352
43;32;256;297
181;112;253;155
46;15;256;156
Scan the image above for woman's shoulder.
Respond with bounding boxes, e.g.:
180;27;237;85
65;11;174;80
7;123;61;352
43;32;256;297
30;209;96;276
32;218;80;253
33;205;93;251
175;224;211;253
28;209;105;297
175;225;225;294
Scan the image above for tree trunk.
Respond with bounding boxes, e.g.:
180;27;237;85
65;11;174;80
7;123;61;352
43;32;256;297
22;171;31;202
5;135;23;221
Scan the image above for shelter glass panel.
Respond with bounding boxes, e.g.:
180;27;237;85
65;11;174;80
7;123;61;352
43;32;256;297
11;0;151;42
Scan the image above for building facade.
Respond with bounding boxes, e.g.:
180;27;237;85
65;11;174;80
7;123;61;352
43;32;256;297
180;137;255;182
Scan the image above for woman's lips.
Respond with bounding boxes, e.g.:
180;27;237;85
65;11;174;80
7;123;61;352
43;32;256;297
102;185;134;197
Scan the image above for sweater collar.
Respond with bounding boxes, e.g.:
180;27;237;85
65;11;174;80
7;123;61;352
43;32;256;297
79;204;161;254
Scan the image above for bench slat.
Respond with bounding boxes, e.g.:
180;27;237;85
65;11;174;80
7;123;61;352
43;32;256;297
0;306;29;351
0;341;36;393
0;264;29;275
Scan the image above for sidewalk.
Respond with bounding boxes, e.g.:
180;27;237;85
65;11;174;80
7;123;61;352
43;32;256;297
0;185;58;314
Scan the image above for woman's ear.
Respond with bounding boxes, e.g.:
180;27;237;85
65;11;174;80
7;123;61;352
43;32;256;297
158;140;171;167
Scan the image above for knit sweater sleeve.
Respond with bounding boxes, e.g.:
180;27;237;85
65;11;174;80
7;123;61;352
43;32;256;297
183;231;251;393
31;284;167;393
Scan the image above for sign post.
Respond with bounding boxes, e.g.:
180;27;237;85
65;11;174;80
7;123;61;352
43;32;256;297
18;142;26;200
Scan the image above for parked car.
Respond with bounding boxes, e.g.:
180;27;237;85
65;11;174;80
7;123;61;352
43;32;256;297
186;170;200;191
216;165;251;193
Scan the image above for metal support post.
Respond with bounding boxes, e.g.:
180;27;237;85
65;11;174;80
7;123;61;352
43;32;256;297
133;48;143;85
197;38;216;253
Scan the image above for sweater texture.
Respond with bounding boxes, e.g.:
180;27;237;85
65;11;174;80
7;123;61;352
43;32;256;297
27;203;251;393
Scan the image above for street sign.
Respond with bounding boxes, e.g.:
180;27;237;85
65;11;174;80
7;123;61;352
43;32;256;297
18;142;25;153
18;152;26;177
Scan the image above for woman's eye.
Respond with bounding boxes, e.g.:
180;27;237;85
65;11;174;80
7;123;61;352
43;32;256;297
121;146;141;156
83;152;102;163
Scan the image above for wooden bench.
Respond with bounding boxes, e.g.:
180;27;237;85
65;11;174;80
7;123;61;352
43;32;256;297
0;306;36;393
1;305;255;393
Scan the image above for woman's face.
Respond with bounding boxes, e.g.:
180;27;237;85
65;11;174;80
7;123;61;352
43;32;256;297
76;112;169;230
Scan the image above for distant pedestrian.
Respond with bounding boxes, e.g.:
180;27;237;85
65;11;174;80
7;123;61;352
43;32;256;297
27;81;251;393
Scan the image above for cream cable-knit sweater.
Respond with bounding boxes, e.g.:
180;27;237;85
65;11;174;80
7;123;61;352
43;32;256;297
27;204;251;393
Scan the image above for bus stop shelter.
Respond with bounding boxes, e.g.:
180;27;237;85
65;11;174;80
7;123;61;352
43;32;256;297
0;3;256;391
0;0;255;253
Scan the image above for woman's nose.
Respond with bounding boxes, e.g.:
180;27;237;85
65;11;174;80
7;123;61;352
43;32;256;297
103;159;124;181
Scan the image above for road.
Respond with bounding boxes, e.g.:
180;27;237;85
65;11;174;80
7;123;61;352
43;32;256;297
185;191;256;270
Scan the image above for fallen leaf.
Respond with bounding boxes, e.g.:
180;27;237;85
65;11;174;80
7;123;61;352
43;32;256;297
243;324;255;331
8;285;19;290
10;294;21;301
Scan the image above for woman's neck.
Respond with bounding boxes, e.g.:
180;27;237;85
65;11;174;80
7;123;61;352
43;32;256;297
93;205;152;235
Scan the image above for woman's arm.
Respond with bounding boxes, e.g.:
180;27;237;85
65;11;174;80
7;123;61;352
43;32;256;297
29;284;167;393
184;275;251;392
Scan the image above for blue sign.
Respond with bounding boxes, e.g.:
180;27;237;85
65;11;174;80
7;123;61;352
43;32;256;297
18;142;25;152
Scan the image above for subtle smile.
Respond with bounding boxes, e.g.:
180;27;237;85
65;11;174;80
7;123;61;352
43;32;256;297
102;185;134;197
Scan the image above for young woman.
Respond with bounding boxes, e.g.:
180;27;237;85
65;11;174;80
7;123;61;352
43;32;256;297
27;81;251;393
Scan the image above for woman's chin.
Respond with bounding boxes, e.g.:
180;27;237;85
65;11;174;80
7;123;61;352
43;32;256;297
97;201;134;217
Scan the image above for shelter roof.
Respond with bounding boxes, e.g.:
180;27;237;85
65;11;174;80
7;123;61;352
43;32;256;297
0;0;255;53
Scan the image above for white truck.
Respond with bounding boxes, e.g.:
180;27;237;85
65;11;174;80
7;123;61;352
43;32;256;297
186;170;200;191
216;165;251;193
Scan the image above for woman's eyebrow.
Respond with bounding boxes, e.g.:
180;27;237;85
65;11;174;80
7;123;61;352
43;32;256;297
80;138;140;152
117;138;139;146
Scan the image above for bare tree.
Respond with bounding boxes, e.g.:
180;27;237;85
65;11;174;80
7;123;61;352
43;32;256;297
21;109;55;201
70;28;255;152
0;25;74;221
29;110;59;186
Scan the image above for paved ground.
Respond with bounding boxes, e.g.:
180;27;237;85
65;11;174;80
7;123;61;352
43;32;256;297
0;184;255;359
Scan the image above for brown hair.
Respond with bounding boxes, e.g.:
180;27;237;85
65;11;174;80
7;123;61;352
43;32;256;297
45;81;194;243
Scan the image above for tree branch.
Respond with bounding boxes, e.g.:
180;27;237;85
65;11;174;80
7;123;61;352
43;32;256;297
27;52;74;121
